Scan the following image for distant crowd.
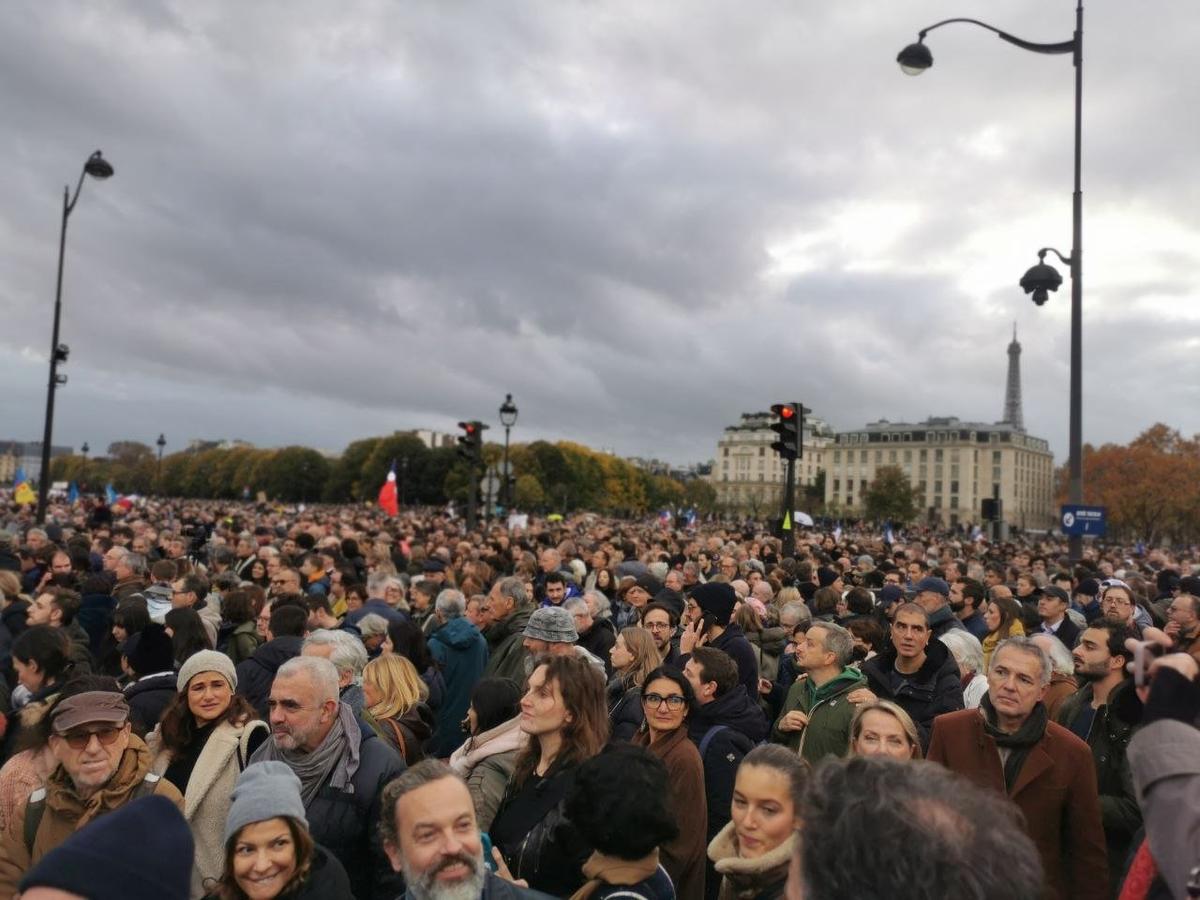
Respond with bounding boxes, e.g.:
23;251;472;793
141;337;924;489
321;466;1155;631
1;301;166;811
0;496;1198;900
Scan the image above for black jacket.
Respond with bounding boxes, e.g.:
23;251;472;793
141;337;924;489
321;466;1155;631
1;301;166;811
236;635;303;718
491;763;590;897
687;686;768;843
1039;616;1082;650
578;618;616;675
861;638;963;749
403;871;556;900
205;845;353;900
606;676;645;743
301;725;406;900
709;625;760;702
124;672;177;736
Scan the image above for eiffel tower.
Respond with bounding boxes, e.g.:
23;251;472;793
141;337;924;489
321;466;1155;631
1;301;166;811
1002;323;1024;430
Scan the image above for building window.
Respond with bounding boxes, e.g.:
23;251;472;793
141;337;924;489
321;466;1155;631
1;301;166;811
950;481;959;493
935;449;944;462
950;496;959;508
992;451;1002;463
833;479;840;491
888;450;897;463
723;448;729;457
859;450;867;463
934;496;943;508
834;450;841;463
874;450;882;463
903;450;912;462
920;450;927;463
759;447;764;457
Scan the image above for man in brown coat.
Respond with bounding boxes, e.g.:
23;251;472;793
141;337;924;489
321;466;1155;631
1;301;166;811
0;678;184;895
927;637;1108;900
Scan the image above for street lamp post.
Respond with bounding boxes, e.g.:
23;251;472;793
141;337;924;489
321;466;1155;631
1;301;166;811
156;433;166;492
80;441;89;493
36;151;115;524
898;0;1084;561
499;393;518;510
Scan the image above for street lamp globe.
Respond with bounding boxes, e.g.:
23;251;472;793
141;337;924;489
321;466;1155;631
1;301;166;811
897;41;933;75
83;151;114;180
499;393;518;428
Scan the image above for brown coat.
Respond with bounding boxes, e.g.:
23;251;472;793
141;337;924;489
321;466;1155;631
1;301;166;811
1042;672;1078;721
635;725;707;900
927;708;1108;900
0;734;184;896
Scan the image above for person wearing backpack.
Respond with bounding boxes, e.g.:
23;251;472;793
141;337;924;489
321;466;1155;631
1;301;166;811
0;675;184;895
145;650;269;898
682;647;767;900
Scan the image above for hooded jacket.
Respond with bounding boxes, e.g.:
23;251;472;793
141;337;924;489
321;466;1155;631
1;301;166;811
427;615;489;757
449;715;526;831
861;636;964;749
0;734;184;896
124;672;178;737
771;667;867;762
235;634;304;719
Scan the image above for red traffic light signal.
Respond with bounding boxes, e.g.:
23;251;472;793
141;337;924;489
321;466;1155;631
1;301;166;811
778;405;795;419
769;403;803;460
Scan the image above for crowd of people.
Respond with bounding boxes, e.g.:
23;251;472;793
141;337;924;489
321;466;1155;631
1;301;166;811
1;495;1199;900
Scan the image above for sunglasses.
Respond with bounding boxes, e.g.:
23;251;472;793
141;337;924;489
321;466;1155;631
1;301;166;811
57;725;124;750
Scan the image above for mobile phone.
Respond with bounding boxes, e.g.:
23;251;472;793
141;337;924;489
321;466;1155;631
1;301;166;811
481;833;498;872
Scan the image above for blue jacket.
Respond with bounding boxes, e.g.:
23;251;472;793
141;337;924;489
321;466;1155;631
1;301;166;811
345;599;410;629
427;616;489;757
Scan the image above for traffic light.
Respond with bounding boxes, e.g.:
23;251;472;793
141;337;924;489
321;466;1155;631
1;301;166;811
456;420;488;468
770;403;801;460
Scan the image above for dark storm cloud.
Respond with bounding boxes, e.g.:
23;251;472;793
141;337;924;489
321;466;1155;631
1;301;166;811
1;0;1197;468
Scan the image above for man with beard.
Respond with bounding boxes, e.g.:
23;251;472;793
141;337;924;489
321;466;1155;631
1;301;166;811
381;760;553;899
250;656;404;900
639;601;681;666
1055;622;1140;892
950;578;990;641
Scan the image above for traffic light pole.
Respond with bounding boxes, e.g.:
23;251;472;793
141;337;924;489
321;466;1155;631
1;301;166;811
780;456;797;559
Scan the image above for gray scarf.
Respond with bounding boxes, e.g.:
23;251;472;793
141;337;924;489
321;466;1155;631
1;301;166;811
253;701;362;807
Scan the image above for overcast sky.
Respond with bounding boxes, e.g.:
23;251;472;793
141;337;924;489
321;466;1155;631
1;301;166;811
1;0;1197;467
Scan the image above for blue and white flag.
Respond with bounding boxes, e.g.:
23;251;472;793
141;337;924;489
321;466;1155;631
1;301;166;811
832;521;843;543
67;482;79;505
105;484;118;505
884;521;895;545
12;466;28;487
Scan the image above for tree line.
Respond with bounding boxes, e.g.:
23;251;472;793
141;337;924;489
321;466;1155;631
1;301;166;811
49;435;717;515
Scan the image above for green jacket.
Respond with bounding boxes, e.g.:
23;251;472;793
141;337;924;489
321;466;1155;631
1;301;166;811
771;667;865;763
483;604;535;687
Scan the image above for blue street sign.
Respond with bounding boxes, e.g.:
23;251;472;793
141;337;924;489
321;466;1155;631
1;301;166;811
1061;504;1106;536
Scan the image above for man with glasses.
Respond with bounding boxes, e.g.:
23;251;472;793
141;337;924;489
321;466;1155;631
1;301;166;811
250;656;404;900
1098;582;1146;636
640;601;681;667
0;677;183;892
1165;576;1200;664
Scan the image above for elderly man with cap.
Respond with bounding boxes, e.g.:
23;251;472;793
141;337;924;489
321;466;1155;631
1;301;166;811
911;576;966;640
521;606;606;675
679;582;759;700
0;675;184;894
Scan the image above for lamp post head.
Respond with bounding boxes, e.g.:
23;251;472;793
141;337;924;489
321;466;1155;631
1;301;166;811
157;433;166;449
897;40;933;75
1020;257;1063;307
499;393;519;428
81;442;89;455
84;151;114;180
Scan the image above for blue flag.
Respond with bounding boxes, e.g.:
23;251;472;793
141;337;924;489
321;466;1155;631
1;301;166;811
67;482;79;505
13;466;27;487
105;484;118;505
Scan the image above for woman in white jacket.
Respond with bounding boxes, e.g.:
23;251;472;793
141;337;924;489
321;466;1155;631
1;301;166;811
447;677;524;831
145;650;268;898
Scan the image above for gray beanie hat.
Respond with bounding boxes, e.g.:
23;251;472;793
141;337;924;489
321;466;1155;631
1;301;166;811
176;650;238;695
523;606;578;644
224;762;308;843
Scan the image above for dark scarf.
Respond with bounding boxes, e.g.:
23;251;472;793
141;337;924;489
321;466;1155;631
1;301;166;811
979;694;1048;792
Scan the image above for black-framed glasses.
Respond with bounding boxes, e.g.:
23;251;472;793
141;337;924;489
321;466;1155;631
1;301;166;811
642;693;686;710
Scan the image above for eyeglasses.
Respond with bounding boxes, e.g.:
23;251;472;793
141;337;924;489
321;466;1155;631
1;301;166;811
57;726;124;750
644;622;673;632
642;693;687;710
1101;596;1132;608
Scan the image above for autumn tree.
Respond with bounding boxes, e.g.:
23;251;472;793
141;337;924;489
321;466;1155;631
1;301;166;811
863;465;919;525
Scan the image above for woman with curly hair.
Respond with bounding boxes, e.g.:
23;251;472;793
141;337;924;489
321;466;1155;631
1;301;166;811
207;761;351;900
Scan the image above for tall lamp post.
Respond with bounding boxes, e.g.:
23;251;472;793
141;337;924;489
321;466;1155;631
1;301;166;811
499;393;518;510
80;441;89;492
156;433;166;493
897;1;1084;561
36;150;115;524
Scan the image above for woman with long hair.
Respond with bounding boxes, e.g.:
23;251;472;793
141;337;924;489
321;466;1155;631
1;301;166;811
632;666;708;899
490;654;609;897
0;627;72;830
147;651;269;898
606;627;659;742
448;677;525;831
981;596;1025;669
165;607;214;666
207;761;351;900
244;558;270;590
848;699;923;760
381;619;445;712
708;744;807;900
361;654;435;765
102;599;151;678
